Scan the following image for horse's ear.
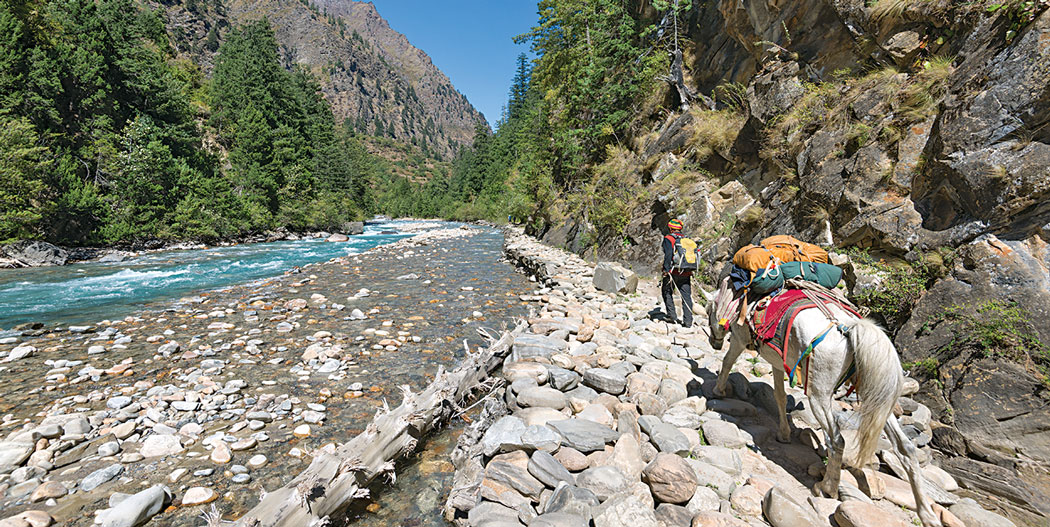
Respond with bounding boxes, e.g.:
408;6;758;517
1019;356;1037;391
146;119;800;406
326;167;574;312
701;287;717;302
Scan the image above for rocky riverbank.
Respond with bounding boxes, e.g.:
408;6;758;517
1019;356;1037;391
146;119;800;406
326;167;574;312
442;228;1027;527
0;224;535;526
0;222;371;269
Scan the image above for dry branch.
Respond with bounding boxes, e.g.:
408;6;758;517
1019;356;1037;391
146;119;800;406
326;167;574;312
233;322;525;527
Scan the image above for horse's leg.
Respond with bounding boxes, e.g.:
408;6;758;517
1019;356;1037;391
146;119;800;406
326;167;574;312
810;395;844;499
771;366;791;443
713;327;746;398
885;416;941;527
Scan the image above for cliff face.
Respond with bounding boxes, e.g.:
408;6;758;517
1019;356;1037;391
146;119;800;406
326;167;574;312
534;1;1050;523
154;0;484;159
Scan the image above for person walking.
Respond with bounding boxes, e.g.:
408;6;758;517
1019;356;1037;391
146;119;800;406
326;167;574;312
662;219;695;327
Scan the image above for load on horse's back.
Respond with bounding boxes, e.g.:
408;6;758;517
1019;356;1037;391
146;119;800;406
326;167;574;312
705;238;942;527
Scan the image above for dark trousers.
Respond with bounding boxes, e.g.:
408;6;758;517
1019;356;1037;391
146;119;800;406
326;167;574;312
661;273;693;327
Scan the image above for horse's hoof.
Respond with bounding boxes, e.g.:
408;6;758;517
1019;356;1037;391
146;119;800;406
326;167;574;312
712;386;728;399
775;432;791;444
811;482;837;500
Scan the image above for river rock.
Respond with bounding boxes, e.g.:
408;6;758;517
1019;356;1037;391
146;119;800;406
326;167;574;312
326;233;349;242
642;453;697;504
576;465;627;501
81;464;123;491
6;346;35;362
701;420;746;449
467;500;519;526
638;416;690;454
548;419;619;453
210;442;232;464
486;458;545;500
98;484;171;527
481;416;528;456
685;459;735;500
605;434;645;480
690;446;741;476
554;447;589;472
729;485;764;516
30;481;67;502
834;500;909;527
140;435;184;458
529;450;575;488
948;499;1016;527
531;512;589;527
0;442;34;473
593;262;638;294
762;486;822;527
690;511;751;527
582;369;627;395
686;486;721;514
547;367;580;391
2;241;68;266
181;487;217;506
518;386;568;410
512;334;566;360
545;483;600;518
591;481;658;527
522;425;562;452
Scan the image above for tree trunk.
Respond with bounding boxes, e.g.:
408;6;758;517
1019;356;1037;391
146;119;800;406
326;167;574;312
233;323;525;527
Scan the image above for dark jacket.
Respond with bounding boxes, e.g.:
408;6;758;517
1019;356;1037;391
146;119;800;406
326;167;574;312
663;232;692;276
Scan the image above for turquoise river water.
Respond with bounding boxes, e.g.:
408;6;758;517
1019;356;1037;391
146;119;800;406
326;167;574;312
0;221;417;329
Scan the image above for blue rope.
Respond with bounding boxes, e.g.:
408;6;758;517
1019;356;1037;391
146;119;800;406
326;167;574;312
789;324;834;387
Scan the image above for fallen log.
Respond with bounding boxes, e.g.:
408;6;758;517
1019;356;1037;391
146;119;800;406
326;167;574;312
233;322;525;527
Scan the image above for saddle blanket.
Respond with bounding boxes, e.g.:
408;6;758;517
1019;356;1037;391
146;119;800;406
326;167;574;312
751;289;860;364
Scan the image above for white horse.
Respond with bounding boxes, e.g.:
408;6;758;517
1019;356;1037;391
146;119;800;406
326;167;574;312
704;277;941;527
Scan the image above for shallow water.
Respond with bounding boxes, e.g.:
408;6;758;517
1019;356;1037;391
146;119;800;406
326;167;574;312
0;224;534;526
0;222;417;329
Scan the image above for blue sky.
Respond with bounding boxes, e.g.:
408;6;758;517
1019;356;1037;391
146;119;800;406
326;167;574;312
369;1;538;128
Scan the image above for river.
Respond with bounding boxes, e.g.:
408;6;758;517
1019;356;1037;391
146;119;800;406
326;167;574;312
0;222;536;526
0;222;416;330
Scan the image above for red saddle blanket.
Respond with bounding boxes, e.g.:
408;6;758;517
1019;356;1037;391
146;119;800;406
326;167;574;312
751;289;860;360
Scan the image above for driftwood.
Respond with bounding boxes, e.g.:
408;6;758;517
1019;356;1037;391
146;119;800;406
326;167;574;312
443;393;509;523
233;322;526;527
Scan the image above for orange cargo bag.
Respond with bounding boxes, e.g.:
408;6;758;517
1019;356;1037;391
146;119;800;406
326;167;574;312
761;235;829;264
733;245;777;273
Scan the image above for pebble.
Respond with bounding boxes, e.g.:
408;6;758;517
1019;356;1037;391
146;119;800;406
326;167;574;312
231;473;251;484
293;424;311;437
80;463;123;491
181;487;217;506
248;454;267;468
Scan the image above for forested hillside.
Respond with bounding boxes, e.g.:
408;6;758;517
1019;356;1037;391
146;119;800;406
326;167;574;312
0;0;379;244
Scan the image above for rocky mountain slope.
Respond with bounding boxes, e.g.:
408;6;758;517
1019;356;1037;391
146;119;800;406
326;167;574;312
531;1;1050;524
153;0;485;159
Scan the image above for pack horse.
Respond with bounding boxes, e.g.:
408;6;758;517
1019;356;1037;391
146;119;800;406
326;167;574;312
704;277;942;527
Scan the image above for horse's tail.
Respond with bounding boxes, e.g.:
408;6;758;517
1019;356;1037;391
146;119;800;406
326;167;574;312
848;317;903;467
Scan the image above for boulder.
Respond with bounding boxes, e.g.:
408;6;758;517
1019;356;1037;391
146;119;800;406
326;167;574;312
948;499;1017;527
591;482;659;527
638;416;691;454
325;233;349;242
593;262;638;294
513;335;567;360
98;485;171;527
548;420;619;453
529;451;575;488
642;453;698;504
140;435;184;458
518;386;569;410
583;369;627;395
835;501;910;527
343;221;365;235
545;483;599;519
530;512;588;527
576;466;627;501
481;417;529;457
762;487;822;527
2;241;68;266
0;442;34;474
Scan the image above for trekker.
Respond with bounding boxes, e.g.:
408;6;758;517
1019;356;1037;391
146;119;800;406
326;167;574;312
662;219;697;327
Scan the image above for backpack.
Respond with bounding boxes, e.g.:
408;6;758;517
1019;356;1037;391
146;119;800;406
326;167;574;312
733;244;777;273
666;234;698;272
760;235;829;264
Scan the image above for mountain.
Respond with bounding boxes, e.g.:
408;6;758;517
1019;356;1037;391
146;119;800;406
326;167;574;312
153;0;485;160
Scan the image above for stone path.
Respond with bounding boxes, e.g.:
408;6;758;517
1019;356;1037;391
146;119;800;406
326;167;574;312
444;228;1019;527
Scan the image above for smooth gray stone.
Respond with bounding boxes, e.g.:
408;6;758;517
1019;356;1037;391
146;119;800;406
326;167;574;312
638;416;690;454
548;419;619;453
81;463;124;491
99;484;171;527
528;512;588;527
582;368;627;395
544;483;599;519
547;367;580;391
522;425;562;452
575;465;627;501
482;416;529;457
528;450;575;488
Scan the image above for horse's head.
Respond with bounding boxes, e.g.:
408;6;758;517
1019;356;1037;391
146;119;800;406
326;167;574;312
705;276;736;351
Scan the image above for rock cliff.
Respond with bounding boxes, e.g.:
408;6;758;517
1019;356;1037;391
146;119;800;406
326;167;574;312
531;1;1050;524
153;0;485;159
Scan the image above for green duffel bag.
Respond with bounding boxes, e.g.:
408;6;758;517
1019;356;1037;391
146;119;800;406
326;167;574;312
749;261;843;295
